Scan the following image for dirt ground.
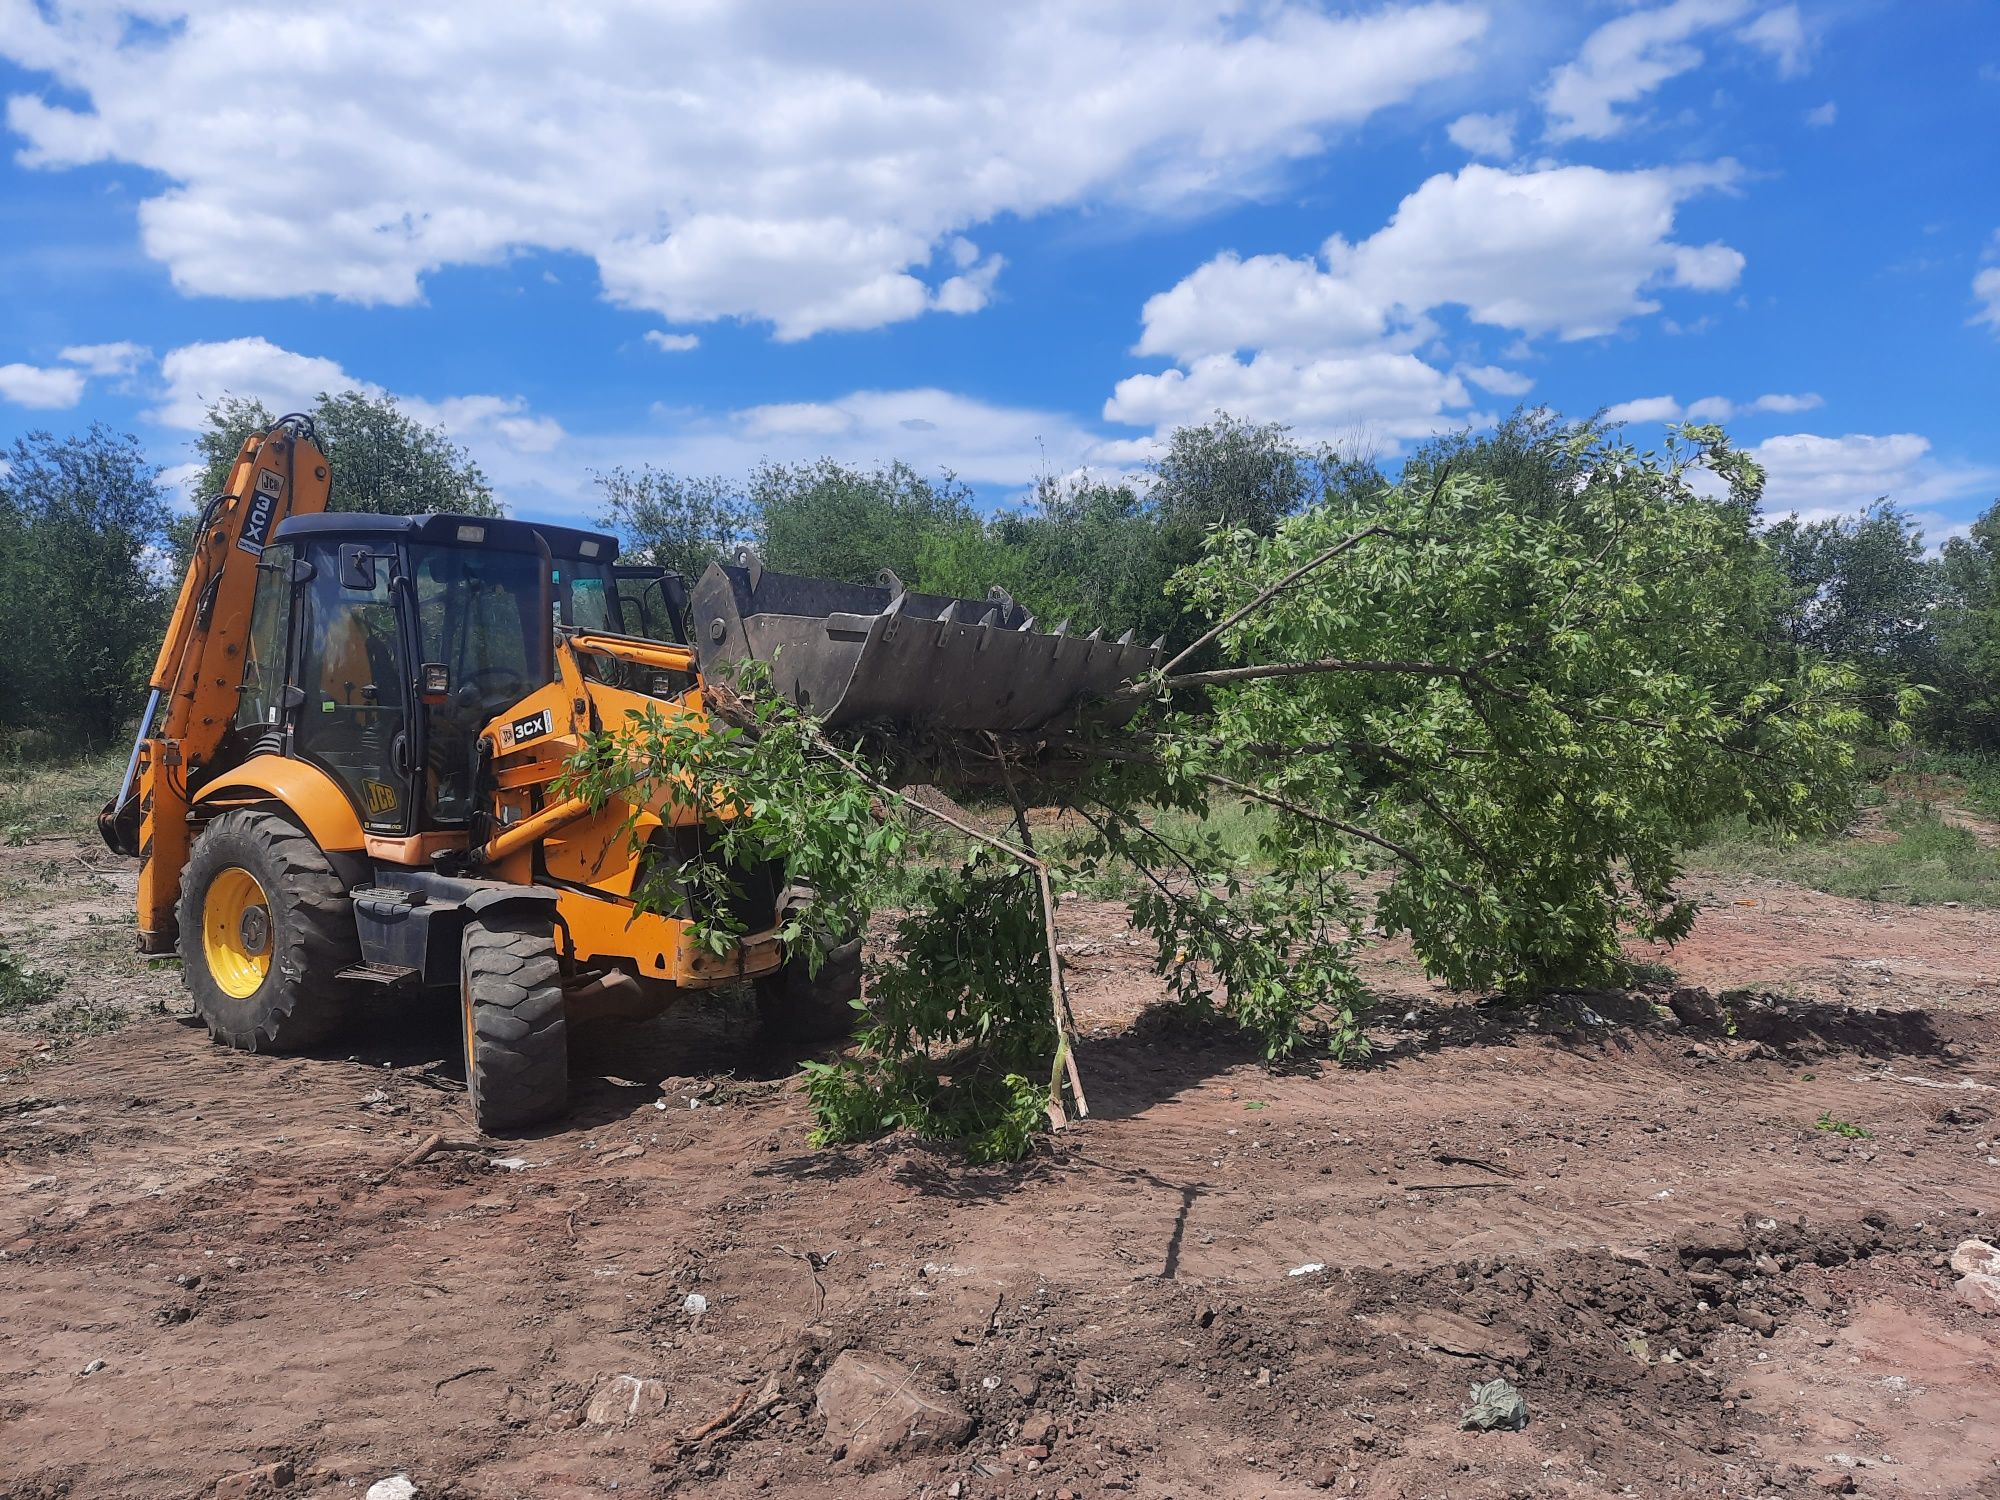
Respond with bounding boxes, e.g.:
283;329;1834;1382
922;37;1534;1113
3;836;2000;1500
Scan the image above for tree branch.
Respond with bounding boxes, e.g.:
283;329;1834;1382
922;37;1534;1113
1157;524;1391;676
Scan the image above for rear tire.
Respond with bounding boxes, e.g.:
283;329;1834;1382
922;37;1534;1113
756;936;865;1044
461;910;568;1133
178;809;357;1052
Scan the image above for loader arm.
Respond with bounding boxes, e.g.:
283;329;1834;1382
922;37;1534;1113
100;417;333;951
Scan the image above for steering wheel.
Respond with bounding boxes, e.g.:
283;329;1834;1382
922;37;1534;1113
453;665;527;710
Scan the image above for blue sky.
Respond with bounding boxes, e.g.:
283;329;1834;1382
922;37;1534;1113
2;0;1996;539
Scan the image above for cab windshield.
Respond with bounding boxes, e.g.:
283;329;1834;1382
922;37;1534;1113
554;560;621;635
411;542;550;821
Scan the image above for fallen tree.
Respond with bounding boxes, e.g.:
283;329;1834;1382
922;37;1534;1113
564;424;1874;1160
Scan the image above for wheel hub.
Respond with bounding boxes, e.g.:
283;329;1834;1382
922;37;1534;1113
202;866;273;999
238;905;270;953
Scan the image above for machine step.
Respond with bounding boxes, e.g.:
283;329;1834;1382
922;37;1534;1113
336;961;423;988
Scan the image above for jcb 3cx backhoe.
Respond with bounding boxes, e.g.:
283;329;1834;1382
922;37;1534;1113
101;417;1159;1131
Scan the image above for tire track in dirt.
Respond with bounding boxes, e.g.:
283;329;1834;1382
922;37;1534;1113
5;866;2000;1496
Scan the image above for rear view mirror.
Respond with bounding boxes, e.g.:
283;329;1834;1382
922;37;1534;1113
337;545;377;591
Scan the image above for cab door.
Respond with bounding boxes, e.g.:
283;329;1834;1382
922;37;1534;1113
290;540;413;834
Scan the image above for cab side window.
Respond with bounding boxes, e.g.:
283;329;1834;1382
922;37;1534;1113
233;544;294;734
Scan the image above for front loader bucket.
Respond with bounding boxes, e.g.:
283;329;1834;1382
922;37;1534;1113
688;556;1161;738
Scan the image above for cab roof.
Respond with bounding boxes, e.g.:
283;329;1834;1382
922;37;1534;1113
270;511;620;562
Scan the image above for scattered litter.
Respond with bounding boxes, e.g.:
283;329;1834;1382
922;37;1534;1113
682;1293;708;1315
1651;1190;1673;1201
365;1477;418;1500
488;1157;530;1171
1460;1376;1528;1431
1287;1262;1326;1277
80;1358;104;1376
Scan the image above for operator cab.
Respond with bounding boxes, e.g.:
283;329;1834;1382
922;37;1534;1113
236;512;664;840
542;529;694;698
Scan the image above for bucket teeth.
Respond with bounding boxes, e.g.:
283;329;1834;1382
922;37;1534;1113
1149;635;1166;652
1085;627;1103;642
688;558;1161;742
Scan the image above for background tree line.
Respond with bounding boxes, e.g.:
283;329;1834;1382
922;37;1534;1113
2;392;1997;756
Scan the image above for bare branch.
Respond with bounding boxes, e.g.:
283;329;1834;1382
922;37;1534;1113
1142;655;1482;695
1157;524;1391;676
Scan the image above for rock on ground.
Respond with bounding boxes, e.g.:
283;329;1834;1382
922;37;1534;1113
584;1374;668;1426
213;1461;293;1498
815;1350;975;1471
1955;1271;2000;1317
1949;1239;2000;1278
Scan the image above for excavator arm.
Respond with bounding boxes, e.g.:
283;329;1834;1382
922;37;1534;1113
100;417;333;951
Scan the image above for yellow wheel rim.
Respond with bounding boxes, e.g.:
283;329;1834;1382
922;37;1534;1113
202;866;273;999
461;977;478;1097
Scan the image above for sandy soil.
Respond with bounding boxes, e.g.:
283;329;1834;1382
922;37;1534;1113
3;835;1999;1500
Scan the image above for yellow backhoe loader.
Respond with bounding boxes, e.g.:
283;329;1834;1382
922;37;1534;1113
100;416;1159;1131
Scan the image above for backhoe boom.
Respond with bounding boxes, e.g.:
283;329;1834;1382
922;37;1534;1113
100;417;332;949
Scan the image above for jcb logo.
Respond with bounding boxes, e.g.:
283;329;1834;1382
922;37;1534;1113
237;469;285;555
363;780;399;816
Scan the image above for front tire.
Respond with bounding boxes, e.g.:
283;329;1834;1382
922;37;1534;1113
178;810;358;1051
756;936;865;1044
460;910;568;1133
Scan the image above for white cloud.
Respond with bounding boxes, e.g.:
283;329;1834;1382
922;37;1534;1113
1345;163;1743;340
1446;111;1516;159
1738;5;1809;78
57;340;150;376
1542;0;1751;141
2;1;1488;340
1975;236;2000;334
1133;250;1392;360
147;336;1131;517
1743;391;1823;415
1457;363;1535;396
1804;101;1837;127
0;362;87;409
1605;395;1684;424
1111;160;1743;449
1106;349;1476;448
675;387;1116;487
1751;432;1999;514
152;338;567;502
1605;391;1823;423
1138;162;1743;357
644;332;700;354
1977;268;2000;332
152;339;358;431
1537;0;1812;142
